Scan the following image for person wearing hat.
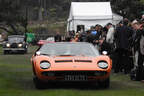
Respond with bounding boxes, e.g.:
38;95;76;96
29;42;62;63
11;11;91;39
114;20;133;74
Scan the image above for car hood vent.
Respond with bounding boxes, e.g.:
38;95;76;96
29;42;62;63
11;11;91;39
74;60;92;63
55;60;73;63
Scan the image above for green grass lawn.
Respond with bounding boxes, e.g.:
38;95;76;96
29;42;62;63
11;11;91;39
0;46;144;96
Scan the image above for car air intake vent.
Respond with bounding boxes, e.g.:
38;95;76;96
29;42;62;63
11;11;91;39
11;43;17;48
74;60;92;63
42;71;107;77
55;60;73;63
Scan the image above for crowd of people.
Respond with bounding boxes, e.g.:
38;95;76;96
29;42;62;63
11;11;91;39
64;15;144;81
54;15;144;81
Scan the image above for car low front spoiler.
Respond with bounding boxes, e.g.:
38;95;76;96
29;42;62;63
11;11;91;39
38;72;110;82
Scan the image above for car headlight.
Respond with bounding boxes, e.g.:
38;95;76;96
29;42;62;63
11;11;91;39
6;43;10;47
98;61;108;69
40;61;51;69
18;44;23;47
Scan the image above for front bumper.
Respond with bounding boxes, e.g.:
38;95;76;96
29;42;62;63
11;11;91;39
3;48;25;51
37;71;110;82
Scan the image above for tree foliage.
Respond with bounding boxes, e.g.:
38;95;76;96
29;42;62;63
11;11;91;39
0;0;27;34
19;0;143;20
0;0;144;34
111;0;144;19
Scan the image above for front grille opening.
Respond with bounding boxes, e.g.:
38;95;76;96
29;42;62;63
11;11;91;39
42;71;107;76
11;43;18;48
55;60;73;63
75;60;92;63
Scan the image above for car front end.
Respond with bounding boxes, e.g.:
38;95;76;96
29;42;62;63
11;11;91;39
33;56;112;83
3;42;27;53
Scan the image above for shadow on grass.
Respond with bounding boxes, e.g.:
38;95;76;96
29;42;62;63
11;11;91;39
45;82;103;90
13;77;111;90
18;78;119;91
15;76;143;91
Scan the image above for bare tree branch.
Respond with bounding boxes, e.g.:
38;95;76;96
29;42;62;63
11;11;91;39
0;26;11;33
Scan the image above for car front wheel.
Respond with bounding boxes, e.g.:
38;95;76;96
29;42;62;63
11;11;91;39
33;77;47;89
4;50;9;54
98;77;110;89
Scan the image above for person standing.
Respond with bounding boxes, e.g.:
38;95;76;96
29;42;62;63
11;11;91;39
100;23;113;54
71;32;79;42
137;24;144;81
92;25;102;45
106;24;115;44
114;20;133;73
132;21;144;81
86;30;93;44
79;30;87;42
54;31;61;42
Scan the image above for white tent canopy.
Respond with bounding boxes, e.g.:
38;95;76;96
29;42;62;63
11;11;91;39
67;2;123;32
112;13;123;25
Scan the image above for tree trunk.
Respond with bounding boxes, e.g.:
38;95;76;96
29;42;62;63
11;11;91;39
38;0;43;21
43;0;47;19
0;26;11;33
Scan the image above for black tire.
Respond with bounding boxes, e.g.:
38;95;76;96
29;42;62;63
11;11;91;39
3;51;7;54
33;77;47;89
3;50;9;55
20;50;27;54
22;50;26;54
98;78;110;89
19;51;24;54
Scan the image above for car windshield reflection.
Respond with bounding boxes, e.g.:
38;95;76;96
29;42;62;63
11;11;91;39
8;37;24;43
39;43;99;57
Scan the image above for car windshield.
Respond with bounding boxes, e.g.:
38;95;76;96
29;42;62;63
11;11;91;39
39;43;99;57
8;37;24;43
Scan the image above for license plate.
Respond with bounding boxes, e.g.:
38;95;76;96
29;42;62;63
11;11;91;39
64;75;87;81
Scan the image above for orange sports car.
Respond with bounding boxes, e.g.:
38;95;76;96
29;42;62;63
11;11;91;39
31;42;112;89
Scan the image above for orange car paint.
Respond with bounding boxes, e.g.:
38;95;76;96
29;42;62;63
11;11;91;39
31;55;112;81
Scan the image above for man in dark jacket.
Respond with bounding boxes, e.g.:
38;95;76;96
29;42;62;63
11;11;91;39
54;31;61;42
132;22;144;81
86;30;93;44
114;21;133;73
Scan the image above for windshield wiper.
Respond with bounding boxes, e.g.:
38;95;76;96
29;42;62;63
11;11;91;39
57;54;76;56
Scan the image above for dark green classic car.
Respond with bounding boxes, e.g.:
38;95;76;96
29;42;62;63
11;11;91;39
3;35;28;54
